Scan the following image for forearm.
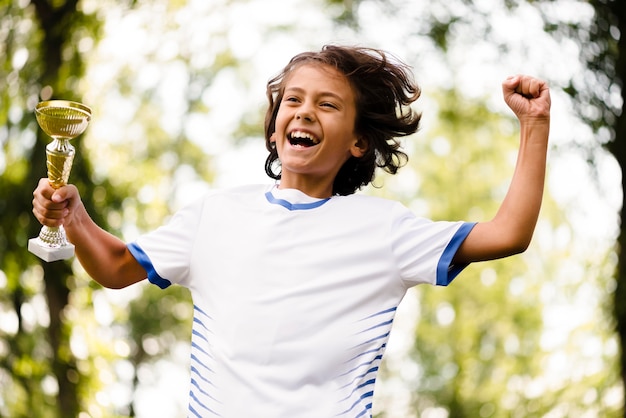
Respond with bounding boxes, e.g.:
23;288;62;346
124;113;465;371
493;120;549;251
65;204;147;288
453;74;551;264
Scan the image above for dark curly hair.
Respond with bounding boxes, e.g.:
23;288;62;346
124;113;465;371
264;45;422;196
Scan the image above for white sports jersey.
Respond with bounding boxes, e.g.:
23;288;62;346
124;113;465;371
128;184;475;417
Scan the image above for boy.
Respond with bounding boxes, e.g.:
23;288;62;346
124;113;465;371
32;45;550;417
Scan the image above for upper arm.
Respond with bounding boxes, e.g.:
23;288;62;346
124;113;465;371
114;247;148;289
453;220;531;265
73;229;147;289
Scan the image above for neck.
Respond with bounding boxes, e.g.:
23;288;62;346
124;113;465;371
277;175;334;199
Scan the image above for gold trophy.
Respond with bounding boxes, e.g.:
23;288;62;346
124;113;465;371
29;100;91;262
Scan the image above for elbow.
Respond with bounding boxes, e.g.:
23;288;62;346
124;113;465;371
93;277;131;290
105;282;132;290
495;220;535;257
503;235;533;257
509;242;530;256
92;271;142;289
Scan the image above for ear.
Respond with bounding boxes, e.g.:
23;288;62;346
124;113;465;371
350;136;368;158
270;132;277;143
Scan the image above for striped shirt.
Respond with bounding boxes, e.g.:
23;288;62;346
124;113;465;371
128;184;474;417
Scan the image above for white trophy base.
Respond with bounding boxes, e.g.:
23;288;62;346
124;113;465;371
28;238;75;262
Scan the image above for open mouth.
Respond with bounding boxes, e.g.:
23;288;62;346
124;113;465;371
288;130;320;148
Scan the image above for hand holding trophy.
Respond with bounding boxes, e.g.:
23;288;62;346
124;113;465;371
29;100;91;262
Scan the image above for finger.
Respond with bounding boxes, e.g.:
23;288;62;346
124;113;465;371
32;198;67;227
33;183;69;215
535;79;550;99
33;187;65;210
514;86;531;99
51;184;81;211
52;187;68;203
503;75;536;100
514;76;536;99
503;75;521;93
516;76;547;99
527;78;542;98
36;177;56;200
33;194;68;218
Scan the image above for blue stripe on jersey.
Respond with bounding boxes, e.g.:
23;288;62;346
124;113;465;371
338;366;379;393
194;304;211;318
355;402;373;418
344;344;387;364
189;389;221;416
336;307;398;418
436;222;477;286
193;316;210;332
338;391;374;416
190;361;214;376
352;332;390;349
264;191;330;210
126;242;171;289
362;306;397;318
189;304;220;416
338;378;377;403
339;353;384;378
358;319;393;333
190;377;219;401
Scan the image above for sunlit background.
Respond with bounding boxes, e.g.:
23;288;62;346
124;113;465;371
0;0;622;417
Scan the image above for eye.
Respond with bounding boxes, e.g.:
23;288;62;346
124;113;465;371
283;96;300;103
320;102;338;109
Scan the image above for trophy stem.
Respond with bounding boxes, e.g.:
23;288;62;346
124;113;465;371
47;138;75;189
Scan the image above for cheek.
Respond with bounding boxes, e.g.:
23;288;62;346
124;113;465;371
272;113;287;136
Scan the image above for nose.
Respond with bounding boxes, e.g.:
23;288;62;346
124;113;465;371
296;107;314;122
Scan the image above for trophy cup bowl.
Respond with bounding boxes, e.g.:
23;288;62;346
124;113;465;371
29;100;92;262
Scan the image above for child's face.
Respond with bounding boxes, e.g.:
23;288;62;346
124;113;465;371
270;64;366;195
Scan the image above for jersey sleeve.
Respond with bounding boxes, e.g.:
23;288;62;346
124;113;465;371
127;196;204;289
390;203;476;287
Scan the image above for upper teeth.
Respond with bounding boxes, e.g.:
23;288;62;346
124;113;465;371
290;131;319;143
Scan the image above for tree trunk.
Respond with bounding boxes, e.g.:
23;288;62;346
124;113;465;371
609;2;626;416
31;0;82;415
613;117;626;418
43;262;79;416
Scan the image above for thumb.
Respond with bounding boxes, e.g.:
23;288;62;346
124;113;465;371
502;75;521;93
51;185;74;203
51;189;65;203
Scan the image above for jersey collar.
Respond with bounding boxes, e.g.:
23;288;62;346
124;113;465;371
265;185;331;211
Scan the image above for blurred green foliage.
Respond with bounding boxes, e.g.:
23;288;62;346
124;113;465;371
0;0;622;417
